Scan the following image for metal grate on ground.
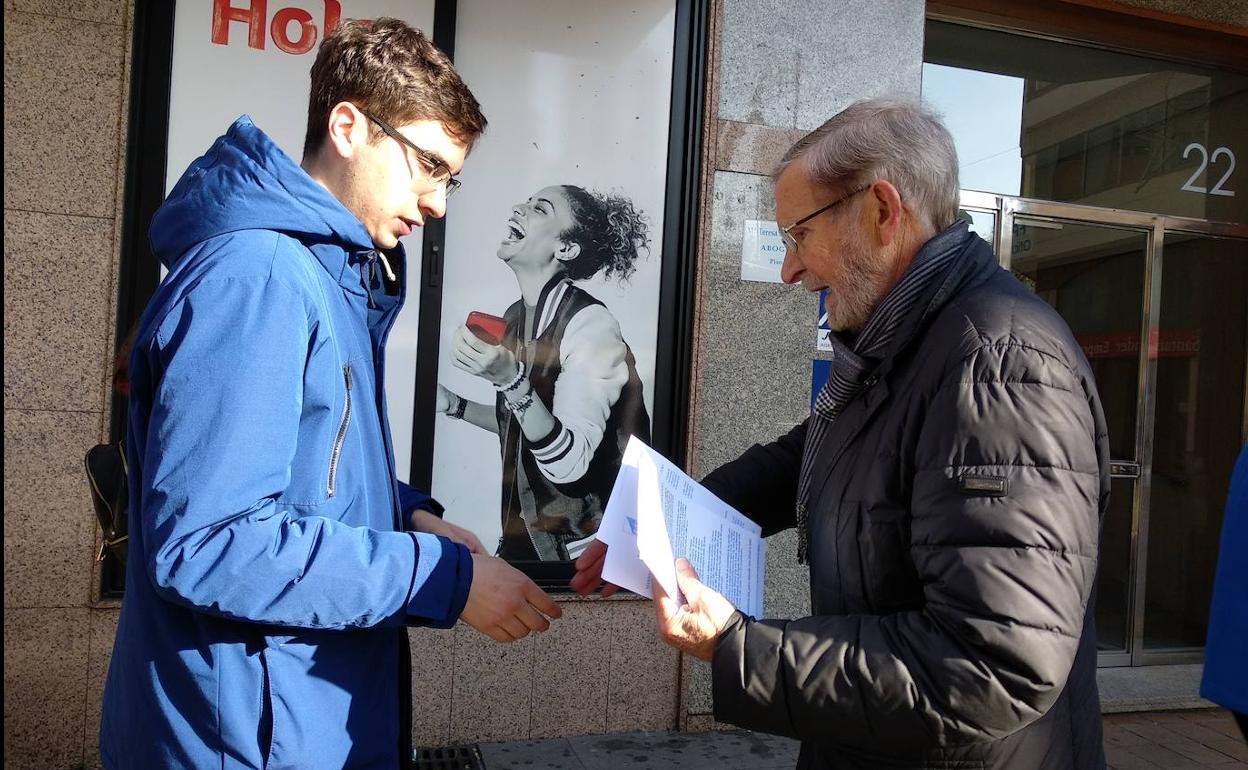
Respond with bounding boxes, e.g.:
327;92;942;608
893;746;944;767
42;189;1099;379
412;745;482;770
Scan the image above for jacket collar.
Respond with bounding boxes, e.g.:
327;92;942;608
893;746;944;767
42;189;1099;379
872;222;999;376
529;274;575;340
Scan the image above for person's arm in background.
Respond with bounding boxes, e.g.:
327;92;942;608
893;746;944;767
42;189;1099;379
435;382;500;434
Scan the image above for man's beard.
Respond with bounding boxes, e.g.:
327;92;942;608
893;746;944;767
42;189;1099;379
823;222;893;334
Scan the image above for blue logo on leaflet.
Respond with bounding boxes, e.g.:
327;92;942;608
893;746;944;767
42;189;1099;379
626;517;638;535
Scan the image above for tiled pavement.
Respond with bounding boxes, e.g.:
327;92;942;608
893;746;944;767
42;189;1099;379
469;709;1247;769
1104;709;1248;769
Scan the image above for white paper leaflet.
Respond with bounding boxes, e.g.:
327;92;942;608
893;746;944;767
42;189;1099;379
599;436;765;617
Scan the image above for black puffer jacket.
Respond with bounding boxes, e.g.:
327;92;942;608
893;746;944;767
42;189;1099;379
703;228;1110;769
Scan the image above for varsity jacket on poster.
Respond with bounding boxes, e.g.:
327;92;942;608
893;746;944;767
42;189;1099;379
495;277;651;560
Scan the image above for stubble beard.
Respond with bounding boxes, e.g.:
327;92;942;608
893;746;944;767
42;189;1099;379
826;224;893;334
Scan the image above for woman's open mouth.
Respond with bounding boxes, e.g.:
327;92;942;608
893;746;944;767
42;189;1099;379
502;217;526;244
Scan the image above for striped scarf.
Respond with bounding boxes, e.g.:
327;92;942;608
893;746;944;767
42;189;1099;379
795;222;969;563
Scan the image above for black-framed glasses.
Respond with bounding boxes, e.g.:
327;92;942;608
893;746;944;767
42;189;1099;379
359;108;461;198
779;182;872;253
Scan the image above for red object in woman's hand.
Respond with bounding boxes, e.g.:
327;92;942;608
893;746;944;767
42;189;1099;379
466;312;507;345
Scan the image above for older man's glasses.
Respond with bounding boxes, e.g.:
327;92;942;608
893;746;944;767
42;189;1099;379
359;108;461;198
779;183;872;253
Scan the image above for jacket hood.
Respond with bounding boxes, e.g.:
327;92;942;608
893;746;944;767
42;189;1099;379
150;116;374;271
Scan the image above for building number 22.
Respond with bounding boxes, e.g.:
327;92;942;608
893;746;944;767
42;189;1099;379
1182;142;1236;197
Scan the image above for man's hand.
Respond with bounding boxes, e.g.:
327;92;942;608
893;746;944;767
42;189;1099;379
653;558;737;662
570;539;619;597
450;324;519;387
409;508;486;554
461;553;563;642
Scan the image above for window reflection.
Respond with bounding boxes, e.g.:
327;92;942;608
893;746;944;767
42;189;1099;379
923;21;1248;225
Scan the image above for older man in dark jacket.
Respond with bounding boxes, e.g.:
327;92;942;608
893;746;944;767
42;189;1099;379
575;99;1110;769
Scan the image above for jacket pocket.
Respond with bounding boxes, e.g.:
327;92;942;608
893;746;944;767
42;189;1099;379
857;504;921;614
327;364;352;497
258;648;274;770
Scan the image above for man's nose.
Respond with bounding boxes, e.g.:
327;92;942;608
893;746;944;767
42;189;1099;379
780;246;803;285
420;186;448;220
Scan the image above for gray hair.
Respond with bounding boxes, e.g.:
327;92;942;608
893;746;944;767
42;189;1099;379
776;99;960;232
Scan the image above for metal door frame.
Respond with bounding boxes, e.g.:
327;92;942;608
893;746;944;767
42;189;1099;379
960;191;1248;667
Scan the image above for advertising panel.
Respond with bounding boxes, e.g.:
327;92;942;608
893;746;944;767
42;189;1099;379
431;1;676;562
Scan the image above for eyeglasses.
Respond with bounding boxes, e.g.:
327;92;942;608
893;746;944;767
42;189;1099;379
359;108;461;198
779;183;872;253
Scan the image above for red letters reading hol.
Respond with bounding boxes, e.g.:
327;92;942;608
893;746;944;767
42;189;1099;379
211;0;342;55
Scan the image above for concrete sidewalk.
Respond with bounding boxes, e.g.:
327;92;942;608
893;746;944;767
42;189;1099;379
421;709;1248;770
1103;709;1248;769
476;729;798;769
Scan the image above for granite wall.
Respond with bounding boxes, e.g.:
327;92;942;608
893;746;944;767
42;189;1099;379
4;1;132;768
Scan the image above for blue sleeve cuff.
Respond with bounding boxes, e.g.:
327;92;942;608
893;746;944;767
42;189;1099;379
404;533;472;628
398;481;445;530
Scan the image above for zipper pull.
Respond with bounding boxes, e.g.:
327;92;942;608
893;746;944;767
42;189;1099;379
344;363;353;390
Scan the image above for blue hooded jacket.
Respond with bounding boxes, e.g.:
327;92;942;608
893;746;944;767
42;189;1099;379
100;117;472;769
1201;444;1248;715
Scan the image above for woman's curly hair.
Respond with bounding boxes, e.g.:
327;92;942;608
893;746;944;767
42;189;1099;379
558;186;650;282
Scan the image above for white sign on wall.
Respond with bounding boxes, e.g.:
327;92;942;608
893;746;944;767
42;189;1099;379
740;219;786;283
166;0;436;480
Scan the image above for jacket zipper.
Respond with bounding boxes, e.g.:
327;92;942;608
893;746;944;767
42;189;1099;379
327;364;353;497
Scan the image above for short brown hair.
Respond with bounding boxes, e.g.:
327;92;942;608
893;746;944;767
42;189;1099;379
303;17;486;158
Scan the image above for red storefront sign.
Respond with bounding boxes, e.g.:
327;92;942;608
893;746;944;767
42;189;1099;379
1076;329;1201;360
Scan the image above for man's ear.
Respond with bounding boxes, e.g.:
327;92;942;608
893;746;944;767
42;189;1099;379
325;102;368;160
554;241;582;264
869;180;906;248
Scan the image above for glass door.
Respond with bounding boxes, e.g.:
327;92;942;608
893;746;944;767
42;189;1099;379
963;191;1248;666
1006;208;1153;666
1143;231;1248;658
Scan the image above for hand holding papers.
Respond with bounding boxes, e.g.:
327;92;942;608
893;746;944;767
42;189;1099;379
597;437;765;618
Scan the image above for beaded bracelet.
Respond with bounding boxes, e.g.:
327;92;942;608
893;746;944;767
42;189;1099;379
505;390;535;418
495;362;527;393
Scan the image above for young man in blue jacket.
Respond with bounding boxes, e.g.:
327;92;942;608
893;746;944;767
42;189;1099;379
101;18;561;770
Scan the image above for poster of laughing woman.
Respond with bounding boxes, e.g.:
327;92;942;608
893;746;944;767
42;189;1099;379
429;0;674;562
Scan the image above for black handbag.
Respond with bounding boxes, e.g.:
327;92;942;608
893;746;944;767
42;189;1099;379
85;440;129;565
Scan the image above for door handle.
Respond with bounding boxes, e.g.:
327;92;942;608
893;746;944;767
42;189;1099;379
1110;461;1141;479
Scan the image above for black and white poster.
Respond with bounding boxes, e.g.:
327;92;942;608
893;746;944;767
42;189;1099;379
431;0;676;561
